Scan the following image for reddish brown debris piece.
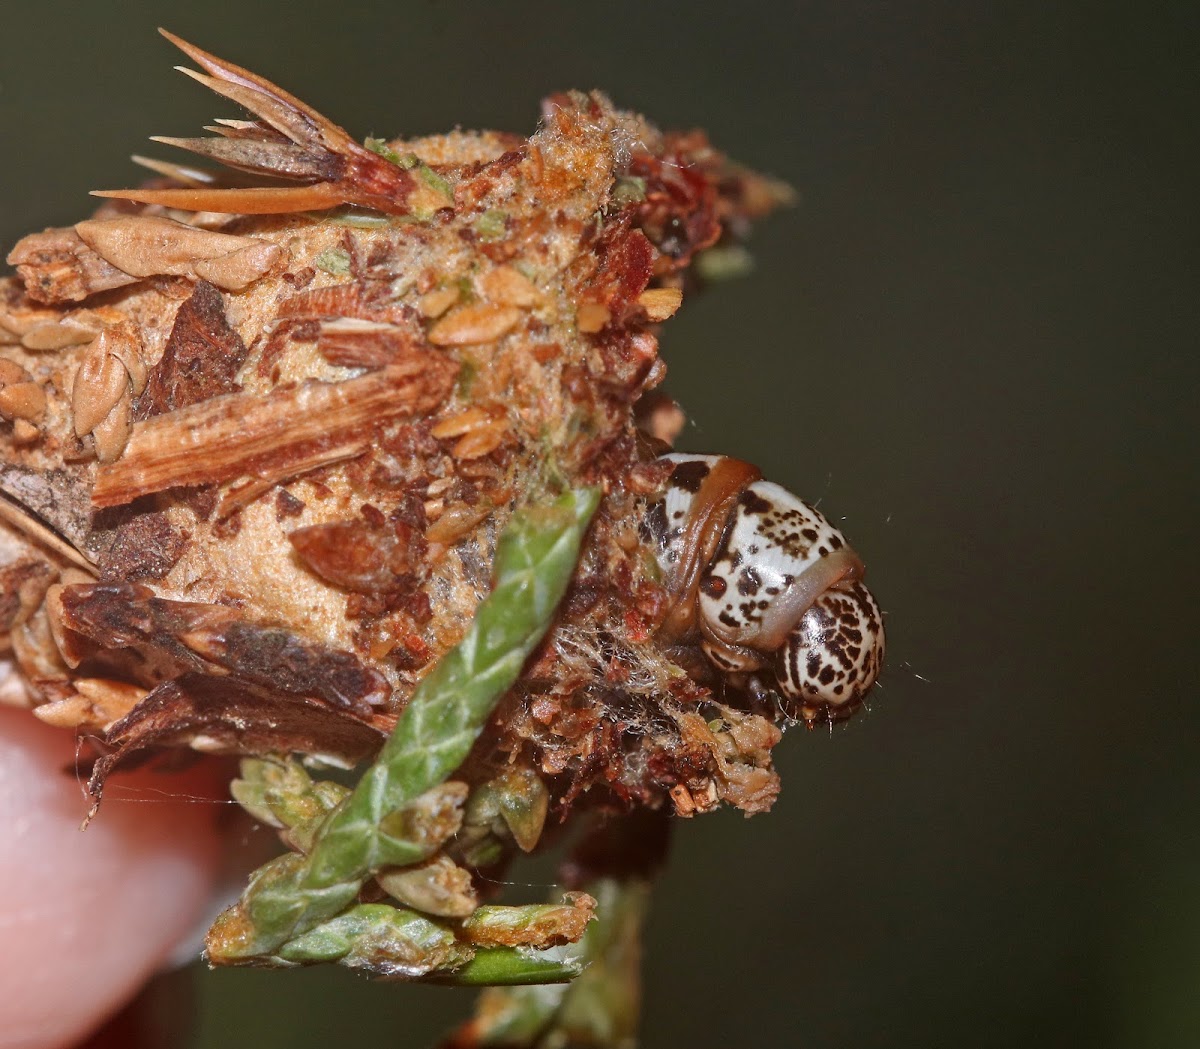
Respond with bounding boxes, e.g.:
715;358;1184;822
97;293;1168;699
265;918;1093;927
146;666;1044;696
1;35;793;821
92;30;418;216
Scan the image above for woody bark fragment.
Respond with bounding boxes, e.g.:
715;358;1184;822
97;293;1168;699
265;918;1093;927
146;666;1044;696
87;675;388;804
138;280;248;416
92;356;454;507
59;583;390;715
6;227;137;304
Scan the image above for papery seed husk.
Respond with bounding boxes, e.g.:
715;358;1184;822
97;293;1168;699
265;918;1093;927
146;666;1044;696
191;240;282;291
91;395;133;464
417;287;460;319
424;502;492;545
42;579;87;670
10;420;38;445
428;303;524;347
10;604;71;686
33;677;146;730
110;336;148;397
637;286;683;321
478;265;542;308
430;406;496;440
0;359;29;386
20;320;99;352
72;335;130;437
0;382;47;422
30;694;92;728
575;302;610;333
452;421;509;460
75;216;279;286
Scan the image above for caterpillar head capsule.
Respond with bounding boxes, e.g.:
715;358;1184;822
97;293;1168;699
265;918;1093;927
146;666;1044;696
772;579;885;722
643;454;885;724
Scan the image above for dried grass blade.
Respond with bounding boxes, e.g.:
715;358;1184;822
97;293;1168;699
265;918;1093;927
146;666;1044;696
131;155;221;186
91;183;349;215
215;445;365;519
160;29;346;151
172;67;326;151
209;118;290;143
138;31;417;215
0;493;95;572
149;136;342;182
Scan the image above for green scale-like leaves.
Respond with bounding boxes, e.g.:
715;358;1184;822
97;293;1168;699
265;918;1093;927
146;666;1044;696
207;488;600;977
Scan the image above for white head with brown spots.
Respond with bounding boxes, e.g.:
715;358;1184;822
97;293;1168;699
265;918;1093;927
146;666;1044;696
643;453;885;725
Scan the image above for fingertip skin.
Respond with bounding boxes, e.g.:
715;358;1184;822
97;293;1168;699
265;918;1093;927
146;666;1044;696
0;708;225;1049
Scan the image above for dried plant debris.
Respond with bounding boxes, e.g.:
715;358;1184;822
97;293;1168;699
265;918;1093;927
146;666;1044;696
0;29;884;1038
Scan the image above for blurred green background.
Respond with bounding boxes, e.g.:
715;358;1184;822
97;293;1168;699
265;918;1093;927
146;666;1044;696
2;2;1196;1046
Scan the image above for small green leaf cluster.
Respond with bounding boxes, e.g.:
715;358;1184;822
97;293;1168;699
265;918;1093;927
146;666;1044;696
206;488;601;985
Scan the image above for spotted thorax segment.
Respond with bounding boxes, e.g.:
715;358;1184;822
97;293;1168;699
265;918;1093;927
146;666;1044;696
642;453;885;724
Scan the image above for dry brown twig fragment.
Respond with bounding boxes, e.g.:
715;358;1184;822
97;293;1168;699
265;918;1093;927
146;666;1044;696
92;356;454;506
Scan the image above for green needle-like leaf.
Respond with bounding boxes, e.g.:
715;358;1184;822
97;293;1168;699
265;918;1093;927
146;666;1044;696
462;893;596;950
465;877;650;1045
207;487;601;964
268;903;587;983
434;945;587;987
274;903;471;978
